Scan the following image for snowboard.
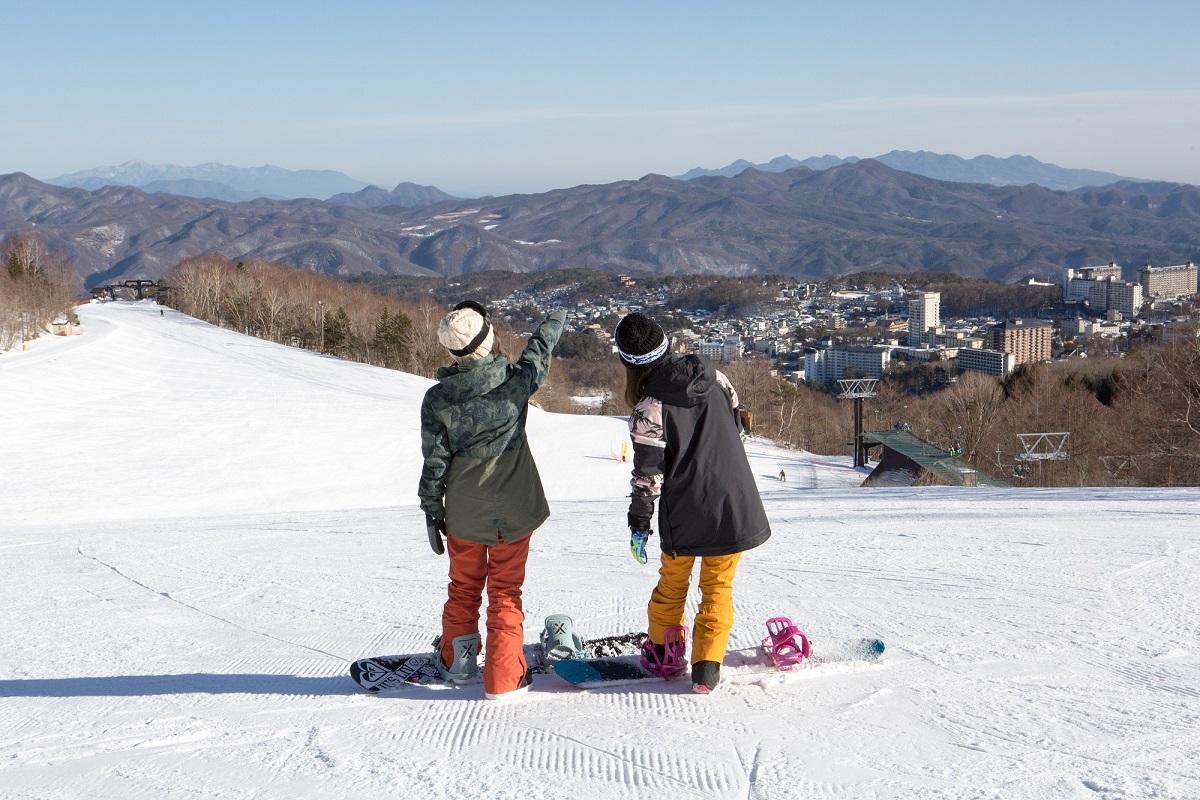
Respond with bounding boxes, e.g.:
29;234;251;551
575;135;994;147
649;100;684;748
349;631;647;693
552;636;885;690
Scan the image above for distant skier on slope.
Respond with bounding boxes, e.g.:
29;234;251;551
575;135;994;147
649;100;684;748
615;313;771;693
418;301;566;700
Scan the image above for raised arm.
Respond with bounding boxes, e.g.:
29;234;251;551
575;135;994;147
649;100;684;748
516;310;567;393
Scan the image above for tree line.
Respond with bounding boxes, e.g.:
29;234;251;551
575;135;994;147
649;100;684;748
167;256;450;377
0;233;77;352
165;256;590;398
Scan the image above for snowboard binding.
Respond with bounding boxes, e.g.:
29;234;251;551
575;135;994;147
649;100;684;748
640;624;687;679
760;616;810;669
541;614;585;662
431;632;482;684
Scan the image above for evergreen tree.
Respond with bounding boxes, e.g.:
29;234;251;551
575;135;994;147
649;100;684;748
323;306;352;355
372;307;414;368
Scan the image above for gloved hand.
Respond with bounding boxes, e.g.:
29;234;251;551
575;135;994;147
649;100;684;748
629;529;651;565
426;514;446;555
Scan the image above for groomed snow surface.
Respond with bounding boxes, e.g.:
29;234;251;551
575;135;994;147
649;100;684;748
2;302;1198;799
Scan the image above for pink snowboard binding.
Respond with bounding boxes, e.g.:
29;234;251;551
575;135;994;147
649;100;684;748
760;616;811;669
640;625;687;679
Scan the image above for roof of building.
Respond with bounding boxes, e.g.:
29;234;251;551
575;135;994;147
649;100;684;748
1140;262;1196;272
862;430;1008;487
994;319;1053;329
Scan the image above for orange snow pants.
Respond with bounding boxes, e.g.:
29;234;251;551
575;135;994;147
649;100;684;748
647;552;742;664
440;532;531;695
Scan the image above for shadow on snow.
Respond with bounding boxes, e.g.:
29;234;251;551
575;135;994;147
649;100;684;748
0;673;361;698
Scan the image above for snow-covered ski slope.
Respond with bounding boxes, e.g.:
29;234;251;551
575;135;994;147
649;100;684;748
2;301;1198;800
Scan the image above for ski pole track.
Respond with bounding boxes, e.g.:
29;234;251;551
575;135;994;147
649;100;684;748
74;544;348;662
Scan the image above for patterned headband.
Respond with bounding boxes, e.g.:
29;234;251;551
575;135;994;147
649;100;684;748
617;335;668;366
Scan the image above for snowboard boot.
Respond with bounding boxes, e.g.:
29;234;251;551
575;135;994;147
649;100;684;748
540;614;585;662
432;633;481;685
484;668;534;702
691;660;721;694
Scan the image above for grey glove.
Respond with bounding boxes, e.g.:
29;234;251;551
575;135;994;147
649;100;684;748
425;514;446;555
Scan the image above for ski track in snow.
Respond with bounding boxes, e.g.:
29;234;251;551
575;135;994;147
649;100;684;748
2;302;1199;799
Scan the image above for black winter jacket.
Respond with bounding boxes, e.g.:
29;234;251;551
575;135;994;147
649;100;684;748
627;354;771;557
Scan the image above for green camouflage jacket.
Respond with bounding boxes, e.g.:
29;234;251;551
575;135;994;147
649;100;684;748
418;310;566;543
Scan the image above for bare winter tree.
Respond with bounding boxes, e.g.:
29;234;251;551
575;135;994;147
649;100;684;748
933;371;1005;465
0;232;76;352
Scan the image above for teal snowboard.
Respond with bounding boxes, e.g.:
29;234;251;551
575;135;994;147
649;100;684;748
553;637;885;689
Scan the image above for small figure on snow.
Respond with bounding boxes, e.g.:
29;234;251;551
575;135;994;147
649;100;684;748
615;313;771;694
418;300;566;700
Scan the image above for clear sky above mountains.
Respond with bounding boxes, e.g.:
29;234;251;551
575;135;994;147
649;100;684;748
3;0;1198;194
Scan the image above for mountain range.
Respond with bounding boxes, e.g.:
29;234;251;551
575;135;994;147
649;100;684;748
677;150;1139;191
327;182;457;209
45;161;460;210
47;161;371;201
4;160;1198;288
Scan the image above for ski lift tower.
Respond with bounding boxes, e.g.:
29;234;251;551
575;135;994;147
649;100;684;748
838;378;878;468
1016;432;1070;462
1016;432;1070;484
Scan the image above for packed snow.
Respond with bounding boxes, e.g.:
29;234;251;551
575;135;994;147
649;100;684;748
1;301;1198;799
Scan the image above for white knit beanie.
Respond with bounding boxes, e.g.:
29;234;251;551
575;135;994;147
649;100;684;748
437;307;495;363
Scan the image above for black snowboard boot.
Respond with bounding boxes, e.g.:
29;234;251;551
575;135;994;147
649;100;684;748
691;660;721;694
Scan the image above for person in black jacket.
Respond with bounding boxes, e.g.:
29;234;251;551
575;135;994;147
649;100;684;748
615;313;771;692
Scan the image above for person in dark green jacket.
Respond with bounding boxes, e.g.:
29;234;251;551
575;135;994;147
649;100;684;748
419;301;566;699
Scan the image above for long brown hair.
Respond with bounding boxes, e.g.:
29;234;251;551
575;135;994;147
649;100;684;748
623;362;657;410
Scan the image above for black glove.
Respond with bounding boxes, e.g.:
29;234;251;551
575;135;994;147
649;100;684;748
426;514;446;555
627;511;651;532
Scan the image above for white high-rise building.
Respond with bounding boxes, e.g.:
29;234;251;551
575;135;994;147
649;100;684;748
804;346;891;384
1139;263;1198;299
1063;262;1143;317
957;348;1015;378
1063;263;1123;301
907;292;940;346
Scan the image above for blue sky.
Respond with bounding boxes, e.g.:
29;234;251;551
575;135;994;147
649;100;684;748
2;0;1198;193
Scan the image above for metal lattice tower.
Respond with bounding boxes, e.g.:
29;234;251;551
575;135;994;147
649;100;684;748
1016;432;1071;462
838;379;878;467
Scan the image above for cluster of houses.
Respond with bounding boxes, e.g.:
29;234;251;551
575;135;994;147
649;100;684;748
489;265;1199;389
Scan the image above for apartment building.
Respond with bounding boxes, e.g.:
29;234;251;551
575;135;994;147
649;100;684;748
1064;266;1143;317
989;319;1052;366
907;291;940;345
1139;262;1198;299
956;347;1015;378
1095;278;1143;317
1063;263;1123;301
804;346;891;384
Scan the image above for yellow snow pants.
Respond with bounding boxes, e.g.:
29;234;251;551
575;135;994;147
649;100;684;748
647;552;742;664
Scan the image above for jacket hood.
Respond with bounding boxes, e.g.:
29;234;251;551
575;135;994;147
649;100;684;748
435;354;509;401
643;354;715;407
